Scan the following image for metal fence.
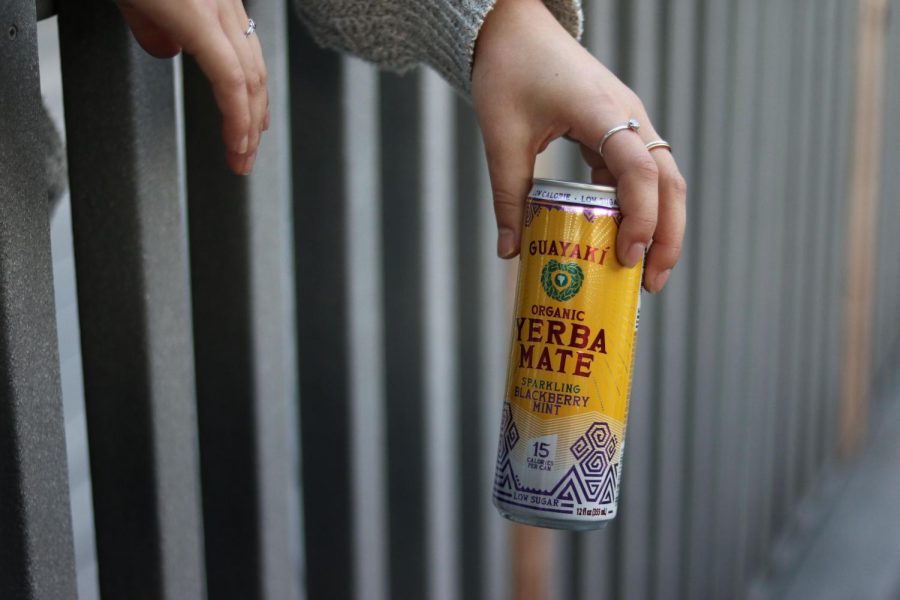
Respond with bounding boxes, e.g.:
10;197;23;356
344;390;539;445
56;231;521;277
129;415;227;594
1;0;899;599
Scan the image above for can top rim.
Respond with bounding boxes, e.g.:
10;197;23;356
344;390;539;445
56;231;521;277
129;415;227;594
531;178;617;195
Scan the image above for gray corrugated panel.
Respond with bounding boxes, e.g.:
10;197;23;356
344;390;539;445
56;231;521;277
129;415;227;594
770;0;799;532
453;99;486;600
873;0;892;372
579;3;621;597
617;1;662;597
550;531;576;600
892;1;900;367
824;0;857;476
739;0;770;576
771;0;808;534
651;0;698;596
453;96;512;600
876;1;900;380
344;57;389;600
783;0;818;509
57;2;206;597
586;0;618;64
288;18;354;600
822;0;849;474
799;0;824;488
420;70;461;600
683;0;732;597
798;1;831;495
747;0;794;575
802;0;827;491
814;0;838;469
889;0;900;369
476;137;513;600
0;3;77;598
711;0;758;594
808;0;840;479
182;0;299;596
380;69;428;600
38;16;100;597
884;3;900;376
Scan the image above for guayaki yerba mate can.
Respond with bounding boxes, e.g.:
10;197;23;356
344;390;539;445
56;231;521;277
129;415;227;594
492;178;643;530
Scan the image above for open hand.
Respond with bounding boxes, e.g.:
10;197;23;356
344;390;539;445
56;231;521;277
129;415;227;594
116;0;269;175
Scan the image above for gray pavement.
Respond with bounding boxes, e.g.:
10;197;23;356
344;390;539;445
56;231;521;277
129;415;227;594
757;372;900;600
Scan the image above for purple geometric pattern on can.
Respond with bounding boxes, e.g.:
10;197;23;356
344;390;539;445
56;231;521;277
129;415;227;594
524;199;614;228
495;403;519;463
524;203;543;227
493;412;620;515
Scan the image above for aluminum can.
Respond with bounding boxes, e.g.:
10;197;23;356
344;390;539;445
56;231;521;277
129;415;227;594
492;178;643;530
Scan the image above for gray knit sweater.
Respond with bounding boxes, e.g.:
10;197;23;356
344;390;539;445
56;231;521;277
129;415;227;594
294;0;584;96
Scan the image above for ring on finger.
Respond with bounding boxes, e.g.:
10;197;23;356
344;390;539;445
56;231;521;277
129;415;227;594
244;18;256;37
597;118;641;158
645;139;672;153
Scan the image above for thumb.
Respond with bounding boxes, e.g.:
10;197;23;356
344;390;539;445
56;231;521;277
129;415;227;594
483;129;537;259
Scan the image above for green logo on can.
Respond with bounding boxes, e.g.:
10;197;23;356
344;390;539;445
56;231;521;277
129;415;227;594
541;260;584;302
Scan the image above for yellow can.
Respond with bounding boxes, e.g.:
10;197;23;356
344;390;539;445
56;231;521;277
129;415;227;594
492;178;643;529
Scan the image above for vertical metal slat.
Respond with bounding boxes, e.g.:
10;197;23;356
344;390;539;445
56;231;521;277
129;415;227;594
182;0;299;596
579;3;622;597
618;0;662;596
289;18;354;600
380;70;427;600
421;70;460;600
652;0;700;595
57;1;206;597
0;2;77;597
714;0;760;594
683;0;732;597
344;57;389;600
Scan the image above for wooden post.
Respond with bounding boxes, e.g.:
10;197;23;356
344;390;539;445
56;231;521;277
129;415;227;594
512;524;552;600
839;0;890;457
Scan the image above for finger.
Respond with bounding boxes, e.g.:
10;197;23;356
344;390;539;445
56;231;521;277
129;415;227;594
568;117;658;267
244;32;269;161
117;4;182;58
644;148;687;292
219;2;266;173
183;24;252;162
224;1;268;159
483;126;537;258
579;144;616;186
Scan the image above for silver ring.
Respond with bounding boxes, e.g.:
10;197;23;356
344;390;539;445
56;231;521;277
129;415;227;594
244;18;256;37
646;140;672;153
597;118;641;158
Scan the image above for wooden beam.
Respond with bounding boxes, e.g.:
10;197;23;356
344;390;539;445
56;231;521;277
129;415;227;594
839;0;890;457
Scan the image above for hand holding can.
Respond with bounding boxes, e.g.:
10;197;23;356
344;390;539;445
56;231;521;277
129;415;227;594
472;0;687;293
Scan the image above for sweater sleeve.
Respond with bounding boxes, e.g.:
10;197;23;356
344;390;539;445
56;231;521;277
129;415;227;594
293;0;583;97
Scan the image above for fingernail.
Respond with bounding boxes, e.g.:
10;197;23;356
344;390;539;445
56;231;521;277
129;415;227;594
651;269;671;293
242;152;256;175
497;228;517;258
624;243;646;267
238;135;249;154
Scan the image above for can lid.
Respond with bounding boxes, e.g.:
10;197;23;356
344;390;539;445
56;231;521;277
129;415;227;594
529;178;618;209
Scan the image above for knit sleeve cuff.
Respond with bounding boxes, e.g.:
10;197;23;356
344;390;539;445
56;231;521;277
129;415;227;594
420;0;584;96
294;0;583;98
